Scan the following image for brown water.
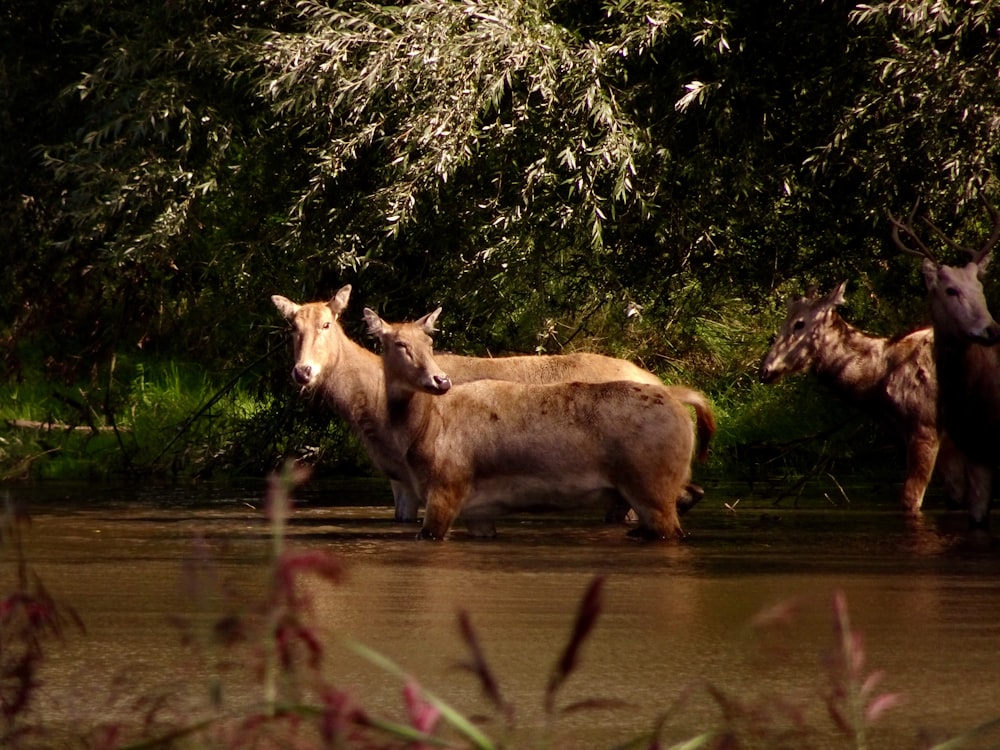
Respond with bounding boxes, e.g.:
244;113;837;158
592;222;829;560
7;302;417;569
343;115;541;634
6;479;1000;749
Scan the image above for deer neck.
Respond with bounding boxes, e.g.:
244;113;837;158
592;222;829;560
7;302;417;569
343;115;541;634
932;329;996;394
383;380;439;435
932;330;1000;464
316;333;380;410
812;315;889;400
313;332;396;452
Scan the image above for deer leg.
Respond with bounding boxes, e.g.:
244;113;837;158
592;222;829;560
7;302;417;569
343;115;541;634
677;483;705;515
622;484;685;540
934;434;966;509
418;485;464;540
605;493;634;523
901;429;939;513
965;462;994;528
606;484;702;524
391;480;421;523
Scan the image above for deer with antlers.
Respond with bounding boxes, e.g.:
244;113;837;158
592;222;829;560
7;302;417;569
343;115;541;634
890;197;1000;526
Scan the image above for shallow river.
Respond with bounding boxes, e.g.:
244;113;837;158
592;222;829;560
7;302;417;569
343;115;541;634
5;479;1000;749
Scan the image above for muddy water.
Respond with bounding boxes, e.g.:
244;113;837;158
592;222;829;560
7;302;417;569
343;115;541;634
6;479;1000;748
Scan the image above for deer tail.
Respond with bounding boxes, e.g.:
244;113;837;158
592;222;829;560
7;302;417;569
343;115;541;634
664;385;716;462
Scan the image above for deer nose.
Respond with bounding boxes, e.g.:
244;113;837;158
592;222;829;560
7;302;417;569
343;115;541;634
984;323;1000;345
433;374;452;393
292;363;314;385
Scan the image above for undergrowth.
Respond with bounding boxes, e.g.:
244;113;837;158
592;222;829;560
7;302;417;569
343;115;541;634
0;356;397;482
0;351;907;497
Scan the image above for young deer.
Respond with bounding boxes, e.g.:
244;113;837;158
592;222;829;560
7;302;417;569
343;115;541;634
362;306;714;540
890;199;1000;525
272;286;704;529
760;282;963;512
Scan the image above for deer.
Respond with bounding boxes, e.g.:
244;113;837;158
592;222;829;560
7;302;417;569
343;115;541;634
361;305;715;540
889;198;1000;526
271;286;705;531
759;282;964;513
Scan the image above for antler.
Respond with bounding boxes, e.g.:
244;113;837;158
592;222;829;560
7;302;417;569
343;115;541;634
971;193;1000;264
890;193;1000;265
888;199;937;261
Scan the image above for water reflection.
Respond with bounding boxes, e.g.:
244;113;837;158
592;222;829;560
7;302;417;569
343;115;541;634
4;480;1000;748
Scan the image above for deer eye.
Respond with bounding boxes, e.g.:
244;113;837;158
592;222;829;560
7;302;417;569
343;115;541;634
322;321;332;329
793;320;806;331
945;287;959;297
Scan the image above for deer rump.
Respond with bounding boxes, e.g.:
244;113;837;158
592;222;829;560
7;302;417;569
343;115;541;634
394;379;696;534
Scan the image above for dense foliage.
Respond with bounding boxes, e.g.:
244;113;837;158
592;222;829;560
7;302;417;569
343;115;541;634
2;0;1000;478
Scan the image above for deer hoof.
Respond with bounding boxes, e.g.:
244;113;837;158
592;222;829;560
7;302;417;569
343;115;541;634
627;525;686;541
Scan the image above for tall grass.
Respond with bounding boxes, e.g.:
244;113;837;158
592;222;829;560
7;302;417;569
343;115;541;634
0;359;266;480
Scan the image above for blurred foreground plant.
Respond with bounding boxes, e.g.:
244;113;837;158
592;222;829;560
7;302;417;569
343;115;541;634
0;498;83;749
110;459;485;749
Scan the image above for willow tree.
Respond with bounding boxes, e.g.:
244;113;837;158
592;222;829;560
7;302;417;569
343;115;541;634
17;0;1000;376
245;0;878;367
249;0;696;353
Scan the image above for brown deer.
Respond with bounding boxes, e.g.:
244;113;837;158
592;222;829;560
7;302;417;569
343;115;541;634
271;286;704;529
760;282;963;512
890;199;1000;526
362;305;715;540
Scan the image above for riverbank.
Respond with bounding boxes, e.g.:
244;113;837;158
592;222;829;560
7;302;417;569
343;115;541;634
1;356;919;511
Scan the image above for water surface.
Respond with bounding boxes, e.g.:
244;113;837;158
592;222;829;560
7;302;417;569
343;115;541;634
5;479;1000;748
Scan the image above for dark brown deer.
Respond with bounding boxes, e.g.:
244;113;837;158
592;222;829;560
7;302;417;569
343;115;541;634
760;282;963;512
890;199;1000;525
362;306;715;540
272;286;705;530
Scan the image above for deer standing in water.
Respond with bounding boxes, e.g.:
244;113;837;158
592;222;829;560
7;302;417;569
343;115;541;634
760;282;963;512
362;306;715;540
272;286;704;530
890;199;1000;526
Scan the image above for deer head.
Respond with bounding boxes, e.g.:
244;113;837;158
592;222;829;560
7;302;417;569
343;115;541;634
363;307;453;395
759;282;848;383
272;285;353;387
890;197;1000;345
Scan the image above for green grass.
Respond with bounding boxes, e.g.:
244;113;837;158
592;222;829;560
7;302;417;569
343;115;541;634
0;359;266;480
0;336;906;492
0;356;379;482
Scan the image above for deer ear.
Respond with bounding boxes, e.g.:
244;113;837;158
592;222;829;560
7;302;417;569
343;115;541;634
827;281;848;307
329;285;352;315
813;282;845;310
977;250;993;276
271;295;299;320
418;307;443;335
921;258;939;291
362;307;387;337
